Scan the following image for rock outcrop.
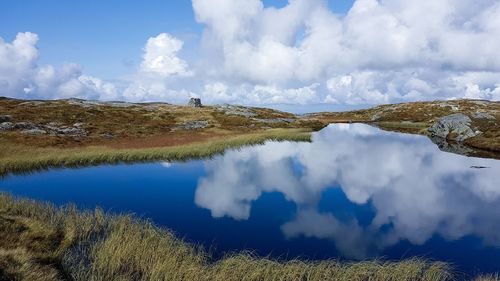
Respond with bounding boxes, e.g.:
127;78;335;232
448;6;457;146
172;120;209;130
428;113;479;142
216;104;257;117
0;115;12;122
22;129;48;135
0;122;14;131
472;112;496;120
0;119;87;138
13;122;39;130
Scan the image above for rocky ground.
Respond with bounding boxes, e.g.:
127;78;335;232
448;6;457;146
0;97;322;149
308;99;499;158
0;97;498;159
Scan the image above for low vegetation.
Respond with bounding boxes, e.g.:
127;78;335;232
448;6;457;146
0;194;456;281
0;97;499;175
0;128;311;176
309;99;500;153
0;97;322;175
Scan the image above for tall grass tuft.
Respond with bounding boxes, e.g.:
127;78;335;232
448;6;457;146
476;275;500;281
0;194;459;281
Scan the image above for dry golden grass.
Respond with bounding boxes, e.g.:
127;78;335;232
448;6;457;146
1;97;499;174
0;98;318;147
0;194;456;281
475;275;500;281
0;248;63;281
0;128;312;176
0;97;324;176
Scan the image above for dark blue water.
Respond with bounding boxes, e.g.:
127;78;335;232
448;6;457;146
1;124;500;275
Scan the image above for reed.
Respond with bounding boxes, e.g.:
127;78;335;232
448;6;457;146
0;194;455;281
475;275;500;281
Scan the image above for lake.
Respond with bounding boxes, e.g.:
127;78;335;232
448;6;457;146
1;124;499;275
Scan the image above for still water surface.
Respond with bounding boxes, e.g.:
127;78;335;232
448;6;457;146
1;124;499;275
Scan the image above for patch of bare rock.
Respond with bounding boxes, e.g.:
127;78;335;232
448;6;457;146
0;117;87;138
428;113;480;142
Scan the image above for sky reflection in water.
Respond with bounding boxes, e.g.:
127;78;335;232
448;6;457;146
1;124;499;274
196;124;500;259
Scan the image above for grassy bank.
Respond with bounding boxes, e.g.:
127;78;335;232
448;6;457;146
0;194;458;281
0;97;323;176
0;128;311;176
1;98;499;174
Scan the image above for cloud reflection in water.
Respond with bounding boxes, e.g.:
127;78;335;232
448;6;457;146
194;124;500;259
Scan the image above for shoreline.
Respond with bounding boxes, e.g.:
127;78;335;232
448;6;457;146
1;97;498;176
0;128;312;177
0;193;457;281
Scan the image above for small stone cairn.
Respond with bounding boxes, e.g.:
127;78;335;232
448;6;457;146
188;98;202;108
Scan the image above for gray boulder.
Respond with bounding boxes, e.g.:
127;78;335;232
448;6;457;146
428;113;479;142
0;115;12;122
58;127;87;136
14;122;38;130
0;122;14;131
22;129;47;135
188;98;202;108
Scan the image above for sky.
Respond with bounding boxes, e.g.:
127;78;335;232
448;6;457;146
1;0;499;109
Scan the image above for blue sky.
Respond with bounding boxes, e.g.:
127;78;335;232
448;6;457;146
0;0;355;80
0;0;499;106
1;0;203;79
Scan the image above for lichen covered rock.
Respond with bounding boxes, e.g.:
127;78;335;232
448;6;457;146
472;112;496;120
428;113;479;142
172;120;209;130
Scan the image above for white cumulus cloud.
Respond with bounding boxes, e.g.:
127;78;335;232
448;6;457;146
122;33;195;103
140;33;192;77
2;0;500;105
192;0;500;104
0;32;119;100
